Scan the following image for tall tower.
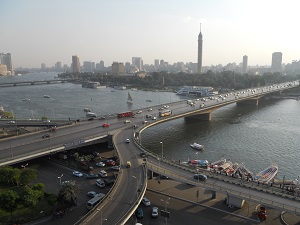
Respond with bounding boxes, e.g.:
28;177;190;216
242;55;248;74
271;52;282;73
197;23;203;74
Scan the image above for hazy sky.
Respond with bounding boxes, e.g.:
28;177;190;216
1;0;300;68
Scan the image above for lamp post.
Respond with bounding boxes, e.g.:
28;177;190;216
21;163;28;169
160;141;164;161
161;197;170;224
58;174;63;186
282;175;285;190
101;211;107;225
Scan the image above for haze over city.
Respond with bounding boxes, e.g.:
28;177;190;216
1;0;300;68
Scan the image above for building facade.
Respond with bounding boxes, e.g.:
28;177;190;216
271;52;282;73
0;53;13;75
242;55;248;74
112;62;126;75
72;55;80;73
197;24;203;74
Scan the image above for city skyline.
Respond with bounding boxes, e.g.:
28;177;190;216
1;0;300;68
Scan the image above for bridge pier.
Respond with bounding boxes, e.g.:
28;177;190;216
185;112;212;121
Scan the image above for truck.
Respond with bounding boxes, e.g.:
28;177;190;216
225;195;245;209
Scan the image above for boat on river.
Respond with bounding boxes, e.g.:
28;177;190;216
209;158;226;169
86;112;97;118
43;95;50;98
127;92;133;104
254;163;278;184
190;143;204;150
84;108;91;112
190;159;209;166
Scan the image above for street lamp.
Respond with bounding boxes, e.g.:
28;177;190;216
100;211;107;225
161;197;170;224
21;163;28;169
58;174;63;186
160;141;164;161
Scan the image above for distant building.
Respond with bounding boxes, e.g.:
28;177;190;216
72;55;80;73
83;61;94;72
0;64;8;76
242;55;248;74
197;24;203;74
271;52;282;73
154;59;159;70
112;62;126;75
41;63;46;70
55;61;62;70
132;57;143;71
0;53;13;75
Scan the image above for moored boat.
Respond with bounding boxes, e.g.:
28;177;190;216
190;143;204;150
86;112;97;118
254;163;278;184
209;158;226;169
84;108;91;112
190;159;209;166
44;95;50;98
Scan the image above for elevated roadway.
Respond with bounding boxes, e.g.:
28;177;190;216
0;81;299;224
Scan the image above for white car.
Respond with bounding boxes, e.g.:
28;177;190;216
98;170;107;178
148;108;152;111
73;171;83;177
152;116;157;120
126;138;130;143
124;119;131;123
142;197;151;206
96;162;105;167
87;191;97;198
151;207;159;218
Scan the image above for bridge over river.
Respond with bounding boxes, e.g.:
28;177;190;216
0;81;299;224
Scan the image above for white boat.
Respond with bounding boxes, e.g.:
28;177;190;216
44;95;50;98
84;108;91;112
254;163;278;184
114;86;126;90
127;92;133;104
86;112;97;118
22;98;30;101
190;143;204;150
177;86;215;96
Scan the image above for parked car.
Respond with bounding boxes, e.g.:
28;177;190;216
86;173;99;179
106;159;115;166
98;170;107;178
96;162;105;167
102;123;110;127
193;174;207;181
126;138;130;143
96;179;105;188
135;208;144;219
141;197;151;206
73;171;83;177
87;191;97;197
151;207;159;218
111;165;120;171
126;161;131;168
257;206;267;220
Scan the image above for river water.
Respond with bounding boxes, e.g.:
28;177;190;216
1;72;299;181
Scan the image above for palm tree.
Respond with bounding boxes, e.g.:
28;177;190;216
58;181;81;205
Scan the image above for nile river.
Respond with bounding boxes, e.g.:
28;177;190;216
0;72;299;181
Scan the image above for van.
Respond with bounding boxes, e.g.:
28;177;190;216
96;179;105;188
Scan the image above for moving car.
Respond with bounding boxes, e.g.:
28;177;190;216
141;197;151;206
193;174;207;181
124;119;131;123
126;161;131;168
102;123;110;127
42;134;50;139
151;207;159;218
96;162;105;167
142;121;148;124
126;138;130;143
73;171;83;177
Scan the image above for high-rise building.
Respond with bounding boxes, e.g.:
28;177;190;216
132;57;143;71
271;52;282;73
0;64;7;76
41;63;46;70
55;62;62;70
112;62;125;75
0;53;13;75
72;55;80;73
154;59;159;70
242;55;248;74
197;24;203;74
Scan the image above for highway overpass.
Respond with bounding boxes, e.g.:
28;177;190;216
0;81;299;224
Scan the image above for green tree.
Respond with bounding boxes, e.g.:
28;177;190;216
0;166;20;185
58;181;81;205
47;194;58;209
0;190;19;216
32;183;45;192
21;187;43;213
19;168;37;186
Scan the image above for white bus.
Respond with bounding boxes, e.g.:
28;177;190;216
86;193;105;210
